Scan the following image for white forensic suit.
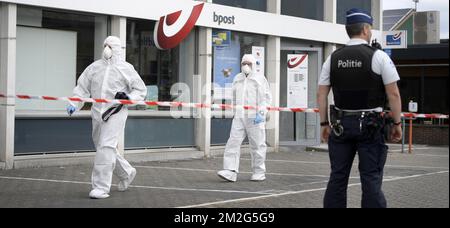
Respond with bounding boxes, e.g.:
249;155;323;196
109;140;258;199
218;54;272;182
69;36;147;198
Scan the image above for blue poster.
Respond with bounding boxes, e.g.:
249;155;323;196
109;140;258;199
213;38;241;89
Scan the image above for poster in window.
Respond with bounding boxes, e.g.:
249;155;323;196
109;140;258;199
213;37;240;100
213;30;231;47
287;54;308;108
252;46;265;75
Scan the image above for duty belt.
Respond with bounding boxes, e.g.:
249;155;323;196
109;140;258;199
330;105;382;137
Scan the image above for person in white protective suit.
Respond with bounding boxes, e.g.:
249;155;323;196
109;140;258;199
217;54;272;182
66;36;147;199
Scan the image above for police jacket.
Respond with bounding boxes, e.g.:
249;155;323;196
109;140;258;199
330;44;386;110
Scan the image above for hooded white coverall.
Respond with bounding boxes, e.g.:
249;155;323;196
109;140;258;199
70;36;147;194
223;54;272;175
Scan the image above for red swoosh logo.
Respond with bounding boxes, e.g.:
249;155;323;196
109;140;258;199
287;55;307;69
154;3;204;50
393;32;402;40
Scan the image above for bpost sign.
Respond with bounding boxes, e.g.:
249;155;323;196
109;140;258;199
4;0;351;45
382;30;407;49
287;54;308;108
154;2;237;50
154;3;204;50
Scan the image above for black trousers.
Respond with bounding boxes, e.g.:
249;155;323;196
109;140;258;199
324;115;388;208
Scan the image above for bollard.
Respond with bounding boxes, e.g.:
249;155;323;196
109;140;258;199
408;117;413;154
402;117;406;153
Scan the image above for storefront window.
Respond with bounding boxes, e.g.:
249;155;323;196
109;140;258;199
337;0;372;25
213;0;267;12
127;19;195;110
16;6;109;111
212;30;267;102
125;19;196;149
211;30;266;144
281;0;324;21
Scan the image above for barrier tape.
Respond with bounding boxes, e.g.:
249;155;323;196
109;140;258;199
0;93;319;113
1;93;448;119
401;113;449;119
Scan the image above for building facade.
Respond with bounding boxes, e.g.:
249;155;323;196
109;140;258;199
0;0;383;169
383;8;440;45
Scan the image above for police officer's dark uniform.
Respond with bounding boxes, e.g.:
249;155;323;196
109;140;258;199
318;8;401;208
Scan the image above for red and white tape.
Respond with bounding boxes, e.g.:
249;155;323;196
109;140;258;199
1;93;448;119
401;113;449;119
0;93;319;113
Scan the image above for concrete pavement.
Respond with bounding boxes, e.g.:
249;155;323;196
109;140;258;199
0;144;448;208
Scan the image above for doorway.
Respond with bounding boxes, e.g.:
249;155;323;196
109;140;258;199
279;47;322;146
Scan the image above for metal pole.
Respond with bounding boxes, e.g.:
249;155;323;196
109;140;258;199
409;117;413;154
402;117;406;153
413;0;419;11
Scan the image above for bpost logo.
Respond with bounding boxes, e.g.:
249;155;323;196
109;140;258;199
386;32;402;46
154;3;204;50
213;12;235;26
287;55;307;69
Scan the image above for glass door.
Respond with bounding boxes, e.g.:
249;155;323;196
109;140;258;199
279;48;322;146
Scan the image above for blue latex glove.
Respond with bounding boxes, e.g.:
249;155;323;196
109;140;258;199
254;112;265;125
66;105;76;116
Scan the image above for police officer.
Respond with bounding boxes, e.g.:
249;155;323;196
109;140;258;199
317;8;403;208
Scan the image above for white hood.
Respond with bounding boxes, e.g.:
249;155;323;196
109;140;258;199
103;36;123;63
